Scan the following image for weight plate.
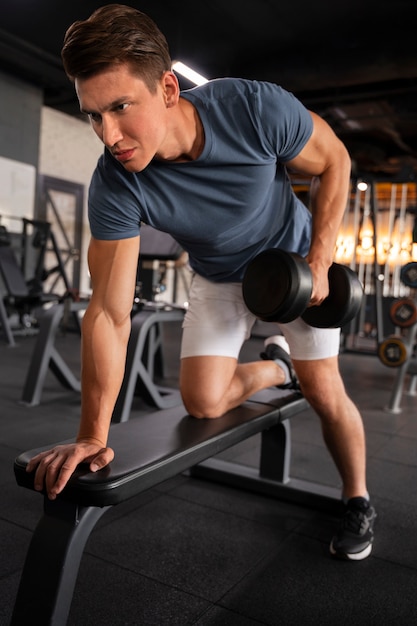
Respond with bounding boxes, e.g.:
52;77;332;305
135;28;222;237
400;262;417;288
302;264;363;328
242;248;312;323
377;335;410;367
389;298;417;328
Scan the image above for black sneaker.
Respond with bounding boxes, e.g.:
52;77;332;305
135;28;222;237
330;497;376;561
260;342;300;390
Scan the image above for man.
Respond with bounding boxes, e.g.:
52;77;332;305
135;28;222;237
27;4;376;560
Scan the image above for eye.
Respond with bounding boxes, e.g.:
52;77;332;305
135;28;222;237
115;103;129;113
88;112;101;123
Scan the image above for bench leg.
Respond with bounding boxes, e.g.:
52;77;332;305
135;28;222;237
112;307;183;421
11;498;109;626
260;420;291;482
20;302;85;406
192;421;341;513
20;304;64;405
0;296;15;346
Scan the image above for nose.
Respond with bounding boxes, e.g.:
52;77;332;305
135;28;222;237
101;116;123;148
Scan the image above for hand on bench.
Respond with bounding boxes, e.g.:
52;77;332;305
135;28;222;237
26;440;114;500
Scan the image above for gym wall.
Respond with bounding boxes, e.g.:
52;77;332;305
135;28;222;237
38;107;103;294
0;67;103;295
0;70;41;168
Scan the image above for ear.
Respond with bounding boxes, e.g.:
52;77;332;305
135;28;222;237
161;71;180;107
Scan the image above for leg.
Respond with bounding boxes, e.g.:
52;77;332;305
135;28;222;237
265;322;375;560
301;365;379;561
277;318;368;499
180;355;286;418
293;356;367;500
179;274;287;418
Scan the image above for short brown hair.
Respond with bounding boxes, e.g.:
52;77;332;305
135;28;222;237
61;4;172;92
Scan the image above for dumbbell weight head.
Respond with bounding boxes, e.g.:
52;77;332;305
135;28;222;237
242;249;312;323
377;335;410;367
301;263;364;328
242;248;363;328
389;297;417;328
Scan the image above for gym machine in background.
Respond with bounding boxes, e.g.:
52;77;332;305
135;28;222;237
134;223;190;306
19;224;190;414
337;178;417;412
314;178;417;350
377;260;417;413
0;217;78;344
293;177;417;412
21;218;73;297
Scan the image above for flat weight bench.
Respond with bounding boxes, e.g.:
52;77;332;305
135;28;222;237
12;388;340;625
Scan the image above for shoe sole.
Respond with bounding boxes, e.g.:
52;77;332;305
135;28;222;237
330;541;373;561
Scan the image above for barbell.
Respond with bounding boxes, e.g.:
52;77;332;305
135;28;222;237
242;248;363;328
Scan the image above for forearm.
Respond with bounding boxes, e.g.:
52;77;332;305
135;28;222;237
77;306;131;446
308;146;351;269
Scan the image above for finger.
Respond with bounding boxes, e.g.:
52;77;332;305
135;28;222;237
32;450;60;492
89;447;115;472
49;458;81;499
26;449;52;473
43;454;70;499
48;445;110;498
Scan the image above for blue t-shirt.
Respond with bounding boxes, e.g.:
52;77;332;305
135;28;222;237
89;78;313;282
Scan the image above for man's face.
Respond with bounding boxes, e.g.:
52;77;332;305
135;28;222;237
75;64;176;172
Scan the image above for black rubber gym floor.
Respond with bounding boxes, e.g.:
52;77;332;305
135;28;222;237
1;320;417;625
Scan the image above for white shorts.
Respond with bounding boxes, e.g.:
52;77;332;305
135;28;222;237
181;274;341;360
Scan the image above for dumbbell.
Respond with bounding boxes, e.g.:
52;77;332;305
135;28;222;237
242;248;363;328
389;297;417;328
378;335;410;367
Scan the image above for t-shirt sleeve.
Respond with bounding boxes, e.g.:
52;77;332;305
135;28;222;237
88;152;141;240
253;81;314;162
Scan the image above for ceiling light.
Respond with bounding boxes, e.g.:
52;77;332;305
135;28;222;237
172;61;208;86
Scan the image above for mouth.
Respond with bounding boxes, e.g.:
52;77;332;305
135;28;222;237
112;148;135;163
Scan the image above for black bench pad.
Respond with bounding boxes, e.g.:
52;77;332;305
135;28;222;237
14;388;306;507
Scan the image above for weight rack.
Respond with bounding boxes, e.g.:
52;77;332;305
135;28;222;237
385;323;417;413
383;260;417;413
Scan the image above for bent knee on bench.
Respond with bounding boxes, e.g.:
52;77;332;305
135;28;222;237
180;356;239;419
181;386;232;419
182;396;228;419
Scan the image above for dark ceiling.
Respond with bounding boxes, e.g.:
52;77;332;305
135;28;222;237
1;0;417;180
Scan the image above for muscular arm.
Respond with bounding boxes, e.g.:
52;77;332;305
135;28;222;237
286;111;352;304
78;237;140;446
27;235;140;499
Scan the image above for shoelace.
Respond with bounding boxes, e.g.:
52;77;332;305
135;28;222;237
342;508;371;535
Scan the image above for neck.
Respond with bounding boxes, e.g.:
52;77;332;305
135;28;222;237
158;98;204;163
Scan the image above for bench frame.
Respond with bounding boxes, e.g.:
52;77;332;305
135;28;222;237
20;302;183;412
11;390;340;625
